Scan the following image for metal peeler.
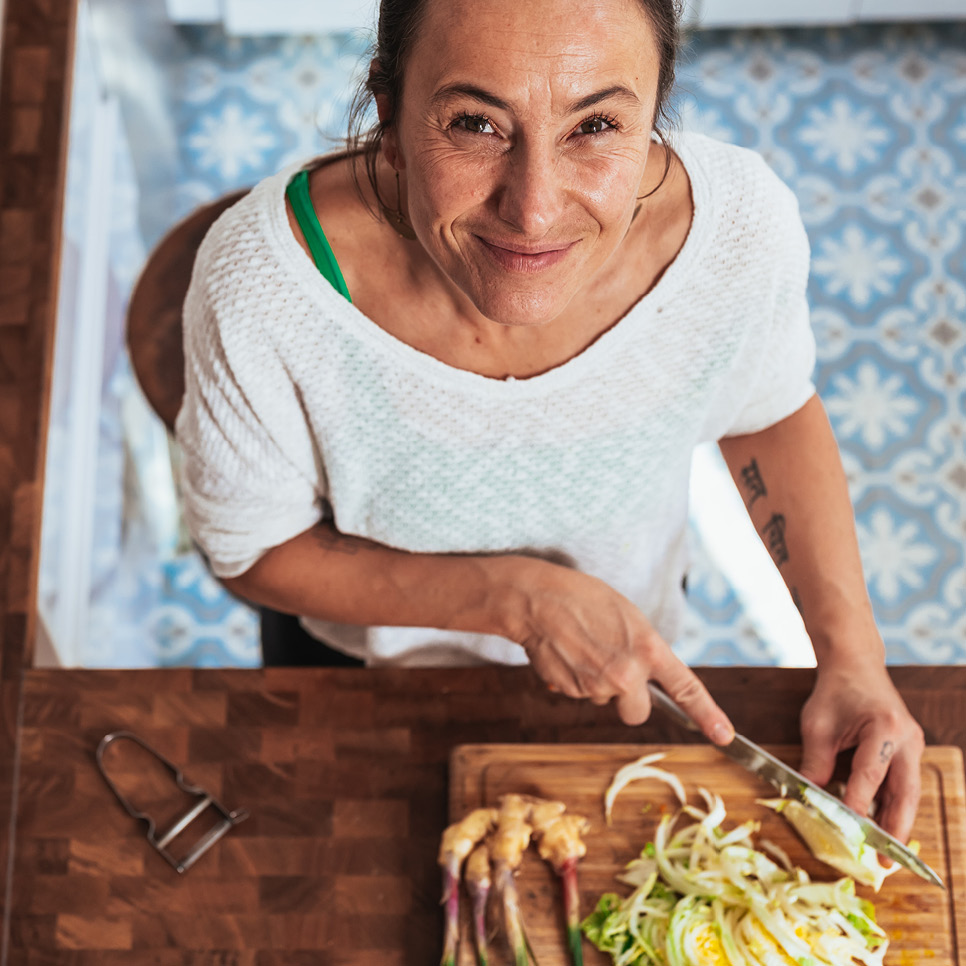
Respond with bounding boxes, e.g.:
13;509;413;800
95;730;249;874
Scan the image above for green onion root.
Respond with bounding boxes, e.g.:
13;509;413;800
560;857;584;966
467;876;490;966
440;860;460;966
499;865;529;966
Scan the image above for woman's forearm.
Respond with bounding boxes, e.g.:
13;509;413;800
721;399;923;837
224;497;736;739
222;522;527;638
718;393;883;671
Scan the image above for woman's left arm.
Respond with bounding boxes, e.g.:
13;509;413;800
718;393;925;841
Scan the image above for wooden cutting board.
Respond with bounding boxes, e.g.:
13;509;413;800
449;744;966;966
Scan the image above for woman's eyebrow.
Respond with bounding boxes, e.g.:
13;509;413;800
430;83;641;114
568;85;641;114
430;84;511;111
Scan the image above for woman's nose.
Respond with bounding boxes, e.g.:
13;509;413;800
496;142;566;237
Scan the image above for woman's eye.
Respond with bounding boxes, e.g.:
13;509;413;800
577;115;614;135
454;113;493;135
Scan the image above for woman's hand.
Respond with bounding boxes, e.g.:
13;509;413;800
502;557;735;744
798;661;925;842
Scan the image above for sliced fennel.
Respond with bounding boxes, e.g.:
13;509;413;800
605;752;687;825
586;759;889;966
758;793;899;892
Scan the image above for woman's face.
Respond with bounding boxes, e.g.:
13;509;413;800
386;0;660;327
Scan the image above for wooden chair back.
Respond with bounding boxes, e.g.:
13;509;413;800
126;190;248;432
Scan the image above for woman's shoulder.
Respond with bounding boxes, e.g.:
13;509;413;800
299;153;405;299
676;131;805;267
679;131;800;218
184;159;355;361
191;163;305;293
190;153;375;309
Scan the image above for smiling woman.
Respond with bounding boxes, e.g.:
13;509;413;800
352;0;681;333
377;2;661;328
174;0;924;845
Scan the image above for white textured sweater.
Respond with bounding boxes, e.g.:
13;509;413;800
176;132;816;666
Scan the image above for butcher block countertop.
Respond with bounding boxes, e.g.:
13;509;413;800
1;6;964;964
6;665;966;965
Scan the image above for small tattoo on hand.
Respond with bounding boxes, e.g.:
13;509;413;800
879;740;895;764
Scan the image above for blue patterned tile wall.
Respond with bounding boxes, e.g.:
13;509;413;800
98;19;965;667
162;31;370;239
674;23;966;665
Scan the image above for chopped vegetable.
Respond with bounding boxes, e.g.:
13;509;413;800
586;763;890;966
758;793;900;892
604;752;686;825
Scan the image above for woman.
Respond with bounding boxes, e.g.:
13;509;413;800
175;0;924;841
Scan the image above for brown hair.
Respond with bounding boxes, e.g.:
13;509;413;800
347;0;683;215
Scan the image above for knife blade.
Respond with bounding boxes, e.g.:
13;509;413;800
646;682;945;889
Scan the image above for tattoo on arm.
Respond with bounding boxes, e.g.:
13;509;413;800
791;587;804;615
761;513;789;568
311;523;360;556
739;456;791;569
739;457;768;508
879;740;895;764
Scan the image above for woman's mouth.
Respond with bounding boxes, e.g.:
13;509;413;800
476;236;577;274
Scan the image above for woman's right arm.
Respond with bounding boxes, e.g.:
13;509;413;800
223;521;523;642
224;522;735;743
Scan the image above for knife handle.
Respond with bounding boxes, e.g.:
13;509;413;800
646;683;702;733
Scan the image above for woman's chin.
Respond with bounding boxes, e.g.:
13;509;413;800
466;285;574;328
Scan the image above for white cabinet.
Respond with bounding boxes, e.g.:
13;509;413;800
165;0;377;33
693;0;965;26
697;0;858;27
858;0;966;18
40;0;125;666
222;0;376;34
165;0;219;22
165;0;964;33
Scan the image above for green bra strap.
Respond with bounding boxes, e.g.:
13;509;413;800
286;168;352;303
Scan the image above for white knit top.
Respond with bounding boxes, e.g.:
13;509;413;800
176;132;816;666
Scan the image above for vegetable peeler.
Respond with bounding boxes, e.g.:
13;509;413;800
95;730;249;873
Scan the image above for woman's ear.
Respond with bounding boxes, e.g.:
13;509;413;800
375;91;393;126
371;59;403;170
376;94;402;170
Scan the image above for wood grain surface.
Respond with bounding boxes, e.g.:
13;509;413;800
450;743;966;966
1;4;965;965
4;666;965;965
0;0;80;955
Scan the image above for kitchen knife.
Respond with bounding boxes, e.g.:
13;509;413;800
646;681;945;889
